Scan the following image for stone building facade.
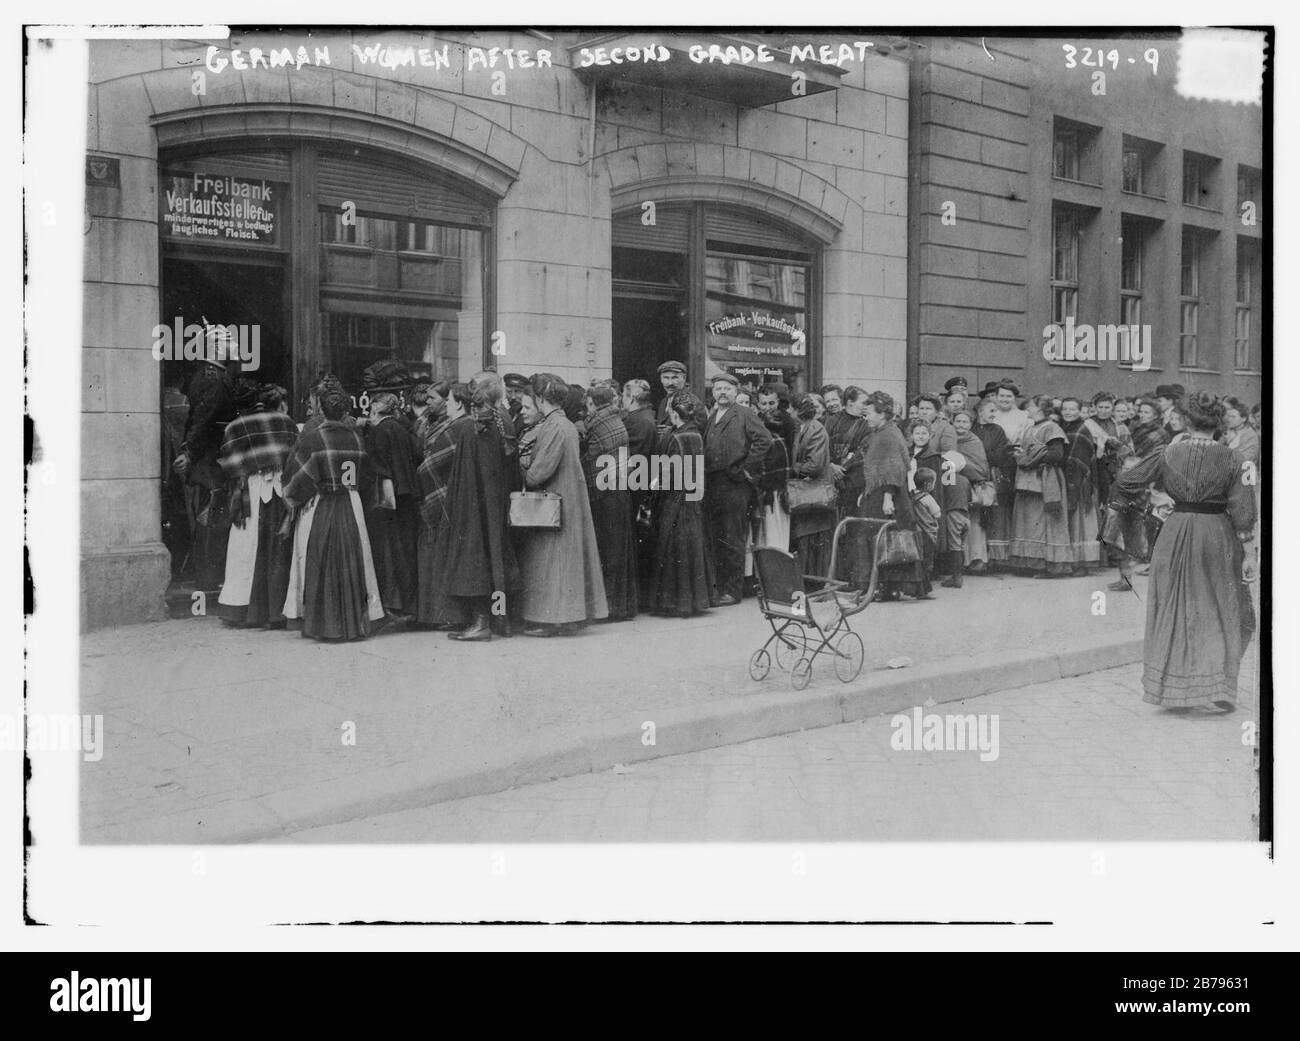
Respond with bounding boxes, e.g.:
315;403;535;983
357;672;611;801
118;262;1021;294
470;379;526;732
80;30;912;628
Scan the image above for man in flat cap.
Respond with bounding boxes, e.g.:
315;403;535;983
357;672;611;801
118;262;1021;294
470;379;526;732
655;359;708;430
704;372;772;606
655;360;688;422
503;372;529;424
943;375;969;395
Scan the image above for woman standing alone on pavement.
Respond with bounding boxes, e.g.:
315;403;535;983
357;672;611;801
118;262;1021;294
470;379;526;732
1117;392;1258;709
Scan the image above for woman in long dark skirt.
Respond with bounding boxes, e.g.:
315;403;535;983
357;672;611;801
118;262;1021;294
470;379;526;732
363;391;420;621
1117;392;1258;709
584;383;639;621
413;381;458;629
840;389;931;601
426;382;521;642
282;388;385;641
647;394;714;617
217;380;299;627
788;393;836;582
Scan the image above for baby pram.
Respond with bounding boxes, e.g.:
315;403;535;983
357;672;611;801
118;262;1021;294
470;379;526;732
747;518;893;690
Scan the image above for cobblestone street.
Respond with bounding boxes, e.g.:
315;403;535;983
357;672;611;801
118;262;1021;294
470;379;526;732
280;651;1261;843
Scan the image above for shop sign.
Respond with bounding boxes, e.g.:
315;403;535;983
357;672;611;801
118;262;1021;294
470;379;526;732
707;311;806;357
161;170;282;245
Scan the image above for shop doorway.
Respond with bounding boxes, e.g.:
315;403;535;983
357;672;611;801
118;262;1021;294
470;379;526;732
160;256;290;392
612;294;688;407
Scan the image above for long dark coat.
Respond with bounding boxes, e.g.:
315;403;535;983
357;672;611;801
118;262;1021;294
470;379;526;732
427;414;521;602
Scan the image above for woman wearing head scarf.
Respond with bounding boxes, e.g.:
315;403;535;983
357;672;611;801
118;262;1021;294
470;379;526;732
584;383;639;621
788;392;836;581
839;390;931;601
515;373;608;636
647;392;714;617
216;377;299;627
425;379;522;642
363;390;421;622
1008;394;1073;577
281;388;386;640
1117;392;1257;709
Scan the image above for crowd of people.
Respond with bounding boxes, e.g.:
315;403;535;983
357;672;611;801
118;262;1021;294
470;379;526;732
165;325;1263;709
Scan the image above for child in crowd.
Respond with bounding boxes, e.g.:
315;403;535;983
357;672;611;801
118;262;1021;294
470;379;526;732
910;465;942;579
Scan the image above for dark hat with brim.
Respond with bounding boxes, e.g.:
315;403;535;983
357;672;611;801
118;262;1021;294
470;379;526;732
502;372;529;390
362;360;412;393
658;360;688;376
711;372;739;387
943;376;969;392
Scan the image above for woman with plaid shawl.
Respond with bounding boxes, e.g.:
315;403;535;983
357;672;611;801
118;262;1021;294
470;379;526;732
414;381;459;629
282;388;386;641
216;380;299;627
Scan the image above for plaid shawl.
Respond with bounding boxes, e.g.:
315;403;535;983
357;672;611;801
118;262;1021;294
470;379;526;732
583;404;628;488
219;409;299;480
1060;417;1098;505
861;420;909;498
282;419;367;507
1130;417;1170;460
416;417;457;527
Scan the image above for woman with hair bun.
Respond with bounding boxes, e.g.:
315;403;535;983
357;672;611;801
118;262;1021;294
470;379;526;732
584;382;638;621
647;392;713;617
363;390;420;622
515;373;608;635
282;388;386;640
426;381;521;642
838;389;932;601
1007;394;1073;577
1117;391;1258;709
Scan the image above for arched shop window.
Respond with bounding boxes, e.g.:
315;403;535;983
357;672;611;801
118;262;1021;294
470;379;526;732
611;202;818;401
159;143;493;416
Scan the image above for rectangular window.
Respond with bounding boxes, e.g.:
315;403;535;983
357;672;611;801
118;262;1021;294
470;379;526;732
320;207;484;388
1236;240;1257;370
1180;227;1201;367
1054;128;1079;181
1237;165;1261;222
705;247;810;391
1051;207;1081;325
1052;117;1101;184
1121;135;1164;197
1122;147;1142;194
1183;151;1220;208
1120;218;1143;331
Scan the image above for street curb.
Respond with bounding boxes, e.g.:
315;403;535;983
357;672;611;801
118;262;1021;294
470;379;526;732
87;635;1145;843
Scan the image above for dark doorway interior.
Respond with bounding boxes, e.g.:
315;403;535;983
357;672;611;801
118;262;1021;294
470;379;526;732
612;295;688;411
160;257;289;393
159;255;289;604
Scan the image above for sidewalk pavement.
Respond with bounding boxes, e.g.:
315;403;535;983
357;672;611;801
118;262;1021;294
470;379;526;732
79;570;1155;843
278;657;1260;843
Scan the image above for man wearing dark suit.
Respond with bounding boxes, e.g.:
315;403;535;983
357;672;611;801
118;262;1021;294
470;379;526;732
704;372;772;606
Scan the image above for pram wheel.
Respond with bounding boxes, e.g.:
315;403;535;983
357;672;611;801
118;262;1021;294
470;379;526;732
748;648;772;681
791;657;813;691
774;629;804;671
834;631;865;683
